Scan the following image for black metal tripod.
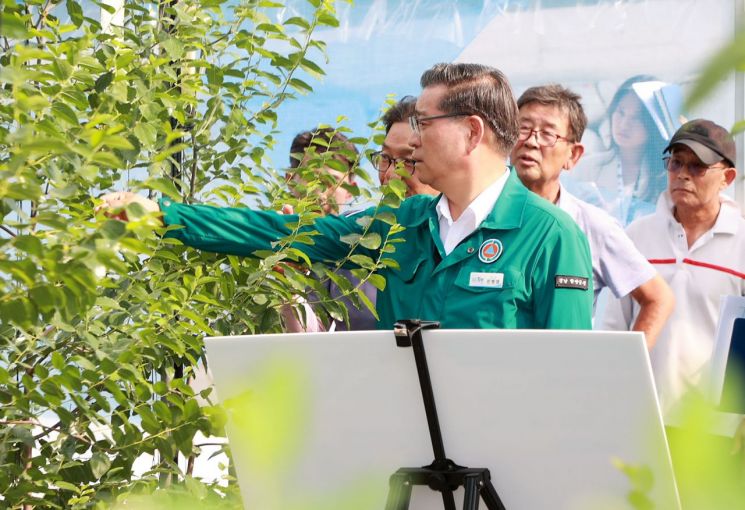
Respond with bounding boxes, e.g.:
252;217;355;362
384;319;507;510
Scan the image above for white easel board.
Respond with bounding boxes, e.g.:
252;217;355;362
205;329;679;510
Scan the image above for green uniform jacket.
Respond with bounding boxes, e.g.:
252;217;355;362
160;170;594;330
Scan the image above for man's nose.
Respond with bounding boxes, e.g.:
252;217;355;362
523;131;540;148
408;130;421;147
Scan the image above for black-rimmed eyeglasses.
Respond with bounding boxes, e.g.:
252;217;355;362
408;112;470;134
517;127;573;148
370;151;415;173
663;156;728;178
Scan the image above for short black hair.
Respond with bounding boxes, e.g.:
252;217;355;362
289;127;358;170
517;84;587;142
381;96;417;134
419;62;519;155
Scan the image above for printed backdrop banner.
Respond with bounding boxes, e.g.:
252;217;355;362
274;0;740;221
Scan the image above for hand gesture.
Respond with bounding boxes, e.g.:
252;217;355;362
97;192;161;222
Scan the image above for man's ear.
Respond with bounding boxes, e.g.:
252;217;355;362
722;166;737;188
564;143;585;171
465;115;486;154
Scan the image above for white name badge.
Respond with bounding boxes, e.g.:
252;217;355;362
469;272;504;288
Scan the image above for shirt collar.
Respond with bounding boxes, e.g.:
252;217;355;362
556;183;579;218
658;190;742;235
435;168;510;226
714;196;742;234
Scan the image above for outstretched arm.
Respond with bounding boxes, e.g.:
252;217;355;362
99;191;379;264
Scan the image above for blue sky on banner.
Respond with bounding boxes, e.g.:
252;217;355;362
271;0;520;172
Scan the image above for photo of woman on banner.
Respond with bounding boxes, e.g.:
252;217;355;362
566;75;683;225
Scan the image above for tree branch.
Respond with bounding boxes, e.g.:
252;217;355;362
0;419;96;447
0;224;17;237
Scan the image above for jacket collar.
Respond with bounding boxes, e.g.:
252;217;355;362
400;166;528;231
479;168;527;230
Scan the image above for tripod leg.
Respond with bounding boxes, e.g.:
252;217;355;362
385;472;413;510
462;474;480;510
480;479;506;510
442;488;457;510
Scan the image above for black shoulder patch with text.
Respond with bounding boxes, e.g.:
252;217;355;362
555;275;589;290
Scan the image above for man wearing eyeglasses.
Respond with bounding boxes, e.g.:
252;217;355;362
510;84;674;349
371;96;437;197
100;62;594;330
603;119;745;423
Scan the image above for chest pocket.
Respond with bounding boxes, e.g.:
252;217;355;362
449;265;524;328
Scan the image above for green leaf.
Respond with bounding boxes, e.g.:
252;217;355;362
133;123;158;148
54;480;81;493
161;38;185;60
66;0;84;27
374;211;398;226
51;352;66;371
0;298;36;328
13;235;43;258
145;176;181;199
52;102;79;126
180;309;215;335
94;72;114;93
61;89;89;110
29;285;57;313
300;58;325;77
116;52;137;69
356;285;377;318
348;254;375;269
95;296;123;310
11;426;34;448
288;77;313;93
206;66;223;86
52;59;74;81
90;451;111;479
101;135;135;150
339;233;361;246
317;11;340;27
137;407;161;434
367;273;386;291
152;143;189;163
100;219;126;240
359;232;382;250
152;400;173;423
284;17;310;30
1;12;30;39
91;151;123;168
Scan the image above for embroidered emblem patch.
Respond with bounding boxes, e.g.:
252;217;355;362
555;275;589;290
478;239;503;264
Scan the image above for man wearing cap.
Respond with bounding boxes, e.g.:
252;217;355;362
604;119;745;423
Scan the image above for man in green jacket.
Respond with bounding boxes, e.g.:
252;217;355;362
102;63;594;330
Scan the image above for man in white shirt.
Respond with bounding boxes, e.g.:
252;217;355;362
603;119;745;422
511;84;674;348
